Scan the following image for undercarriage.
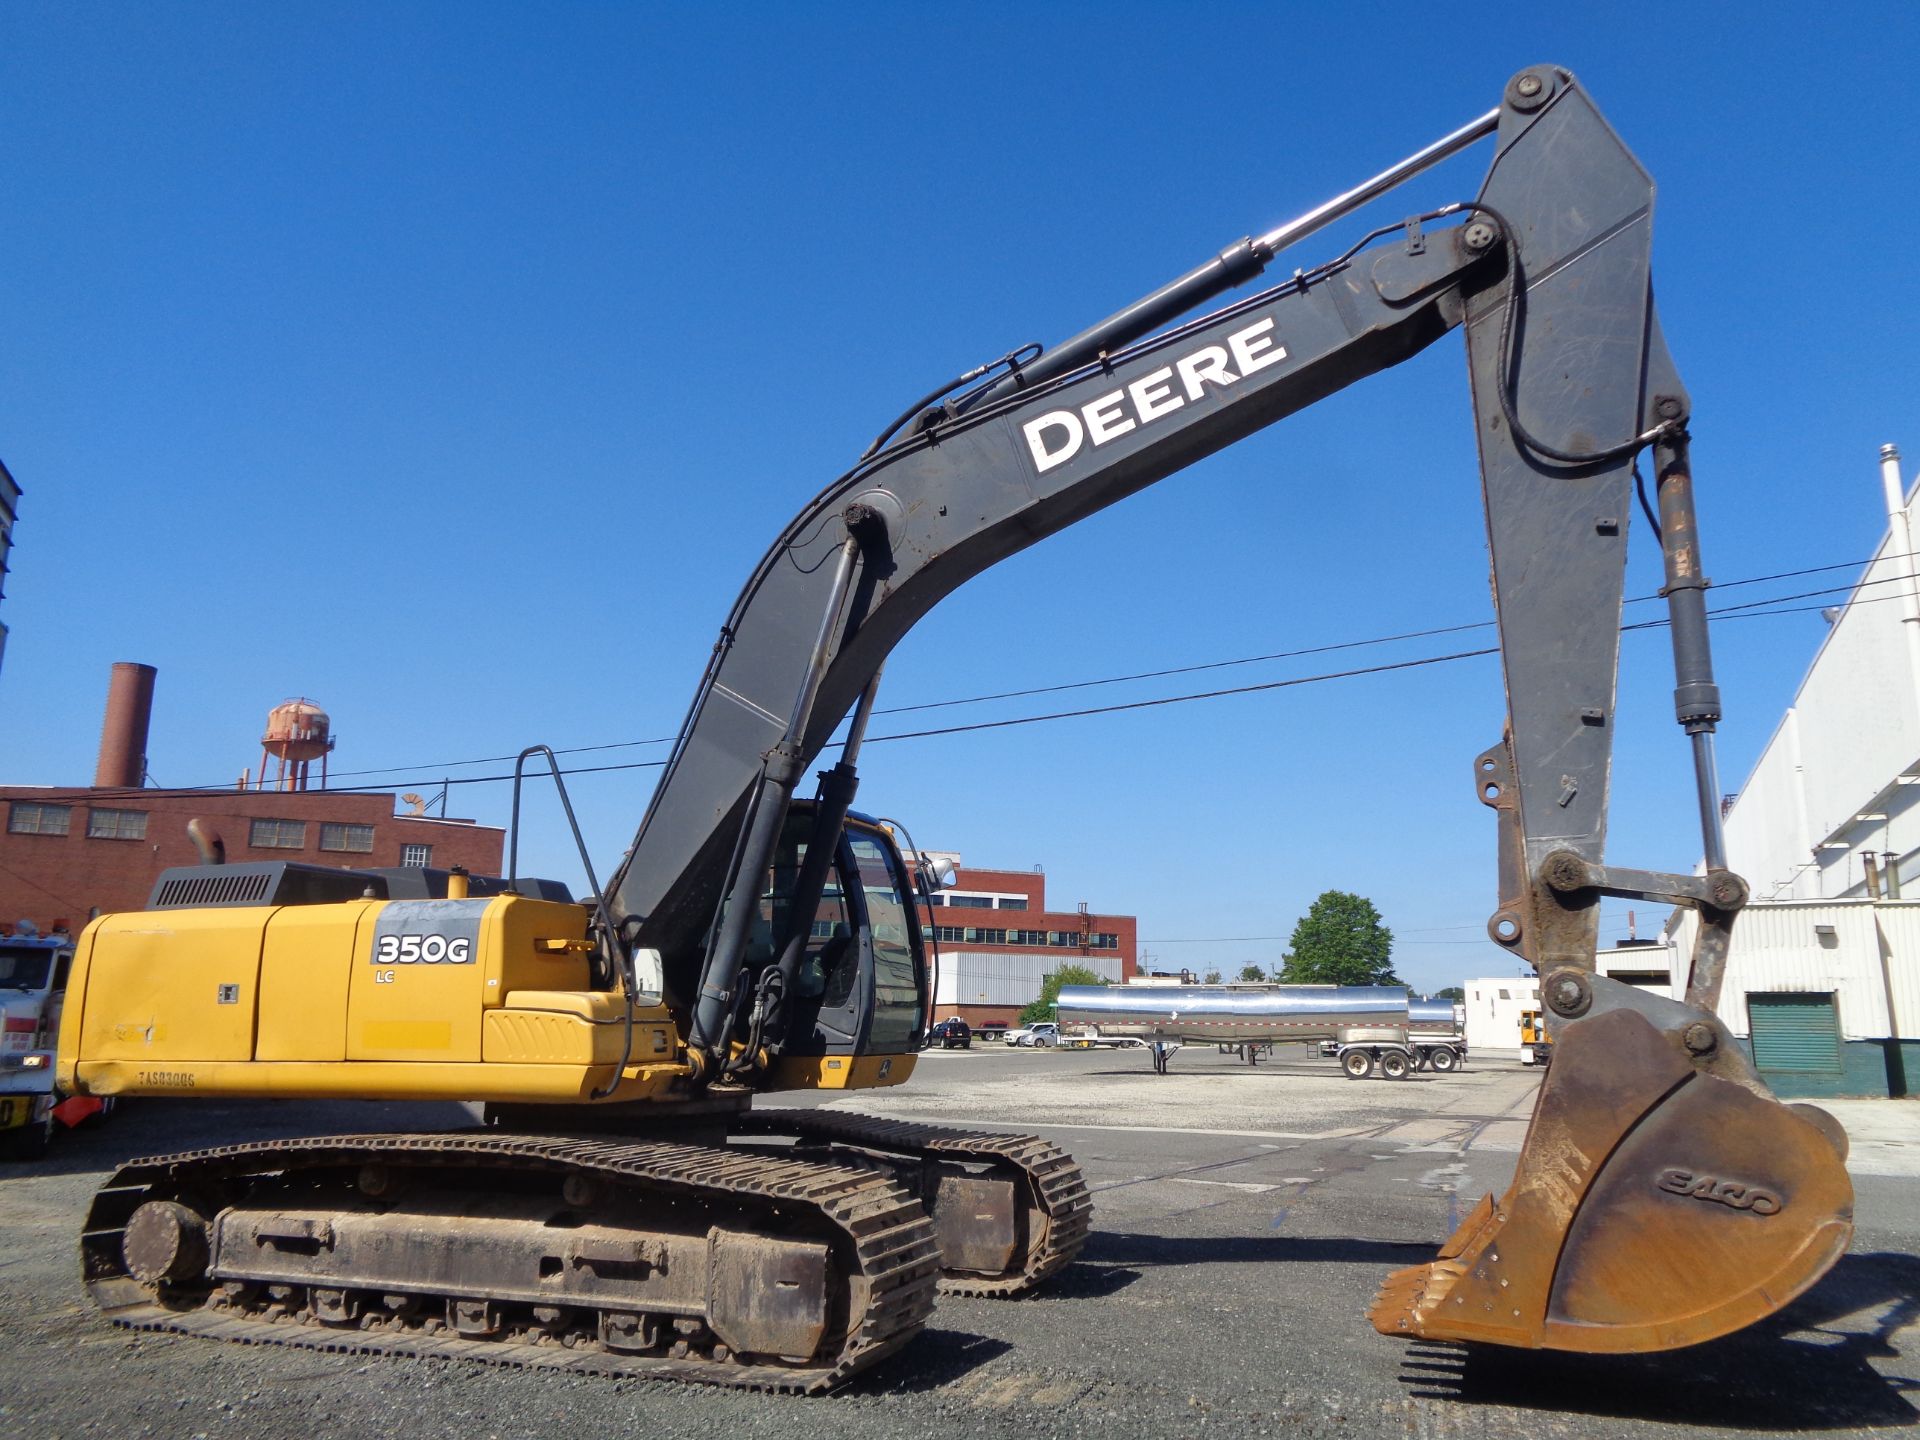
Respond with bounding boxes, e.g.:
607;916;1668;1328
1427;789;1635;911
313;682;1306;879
79;1111;1092;1393
82;1131;939;1393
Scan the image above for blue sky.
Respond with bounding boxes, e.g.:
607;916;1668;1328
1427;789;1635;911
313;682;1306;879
2;4;1915;992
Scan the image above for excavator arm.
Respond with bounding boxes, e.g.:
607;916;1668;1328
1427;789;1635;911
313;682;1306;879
605;64;1853;1353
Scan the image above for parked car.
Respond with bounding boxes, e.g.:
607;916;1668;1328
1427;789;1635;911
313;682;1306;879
1016;1022;1059;1048
926;1017;972;1049
1002;1026;1035;1047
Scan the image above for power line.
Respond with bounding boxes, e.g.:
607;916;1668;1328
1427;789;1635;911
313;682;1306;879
880;550;1920;718
22;648;1496;806
184;548;1920;784
875;617;1495;716
866;647;1497;744
16;548;1911;808
863;577;1920;747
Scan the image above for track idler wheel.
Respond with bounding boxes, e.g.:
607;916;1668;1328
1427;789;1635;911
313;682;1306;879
1369;976;1853;1353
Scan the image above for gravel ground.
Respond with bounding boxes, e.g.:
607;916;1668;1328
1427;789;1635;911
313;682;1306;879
1;1047;1914;1439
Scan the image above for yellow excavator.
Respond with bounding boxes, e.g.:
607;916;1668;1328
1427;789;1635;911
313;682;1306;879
59;67;1852;1392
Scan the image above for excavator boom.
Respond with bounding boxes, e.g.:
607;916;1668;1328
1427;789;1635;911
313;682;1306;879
608;69;1713;1051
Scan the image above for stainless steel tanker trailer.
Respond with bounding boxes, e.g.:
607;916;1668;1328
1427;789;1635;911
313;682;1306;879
1312;995;1469;1074
1055;984;1466;1078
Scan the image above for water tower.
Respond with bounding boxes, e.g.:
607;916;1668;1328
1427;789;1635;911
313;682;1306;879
259;697;334;791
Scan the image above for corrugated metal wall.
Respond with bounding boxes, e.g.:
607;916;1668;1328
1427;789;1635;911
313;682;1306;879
1788;545;1920;844
1720;532;1920;902
1464;977;1539;1052
1726;710;1814;900
1671;899;1920;1039
933;950;1125;1007
1877;904;1920;1035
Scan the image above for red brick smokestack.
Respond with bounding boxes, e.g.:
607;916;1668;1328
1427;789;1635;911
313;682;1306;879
95;662;157;789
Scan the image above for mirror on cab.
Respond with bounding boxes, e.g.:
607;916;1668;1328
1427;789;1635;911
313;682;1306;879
918;854;958;892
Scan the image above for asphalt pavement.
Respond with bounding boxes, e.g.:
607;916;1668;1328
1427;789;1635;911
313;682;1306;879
1;1043;1915;1439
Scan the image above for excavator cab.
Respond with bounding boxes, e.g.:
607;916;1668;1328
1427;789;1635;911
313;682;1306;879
756;808;930;1075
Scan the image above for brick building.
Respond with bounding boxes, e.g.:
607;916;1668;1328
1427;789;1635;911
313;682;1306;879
924;859;1137;1031
0;784;505;932
0;662;503;933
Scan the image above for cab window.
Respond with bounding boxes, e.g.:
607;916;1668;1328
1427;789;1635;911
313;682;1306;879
847;828;922;1045
761;814;855;1004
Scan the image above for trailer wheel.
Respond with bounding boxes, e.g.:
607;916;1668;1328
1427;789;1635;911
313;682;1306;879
1412;1047;1431;1071
1429;1046;1459;1073
1341;1049;1375;1079
1380;1050;1412;1080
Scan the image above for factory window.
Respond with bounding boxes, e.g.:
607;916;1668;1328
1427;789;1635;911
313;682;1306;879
401;843;433;868
934;925;965;943
87;809;148;841
963;927;1006;945
1088;932;1118;949
249;818;307;850
1008;929;1046;945
319;823;376;854
7;802;71;837
1048;931;1078;948
945;895;994;909
996;897;1029;910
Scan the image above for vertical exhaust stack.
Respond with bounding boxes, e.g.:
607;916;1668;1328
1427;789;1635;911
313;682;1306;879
95;663;157;790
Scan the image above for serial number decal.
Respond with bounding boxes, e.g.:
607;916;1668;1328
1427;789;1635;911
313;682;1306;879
373;934;474;965
138;1070;197;1088
1656;1167;1782;1215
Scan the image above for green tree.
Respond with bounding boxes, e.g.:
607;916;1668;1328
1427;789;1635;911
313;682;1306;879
1434;986;1465;1001
1236;963;1267;983
1019;964;1109;1025
1201;969;1222;985
1278;891;1398;986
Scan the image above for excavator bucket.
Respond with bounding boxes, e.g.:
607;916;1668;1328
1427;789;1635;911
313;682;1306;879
1370;975;1853;1353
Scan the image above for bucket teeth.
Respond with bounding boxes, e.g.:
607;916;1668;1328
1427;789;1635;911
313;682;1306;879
1369;1001;1854;1354
1368;1193;1504;1338
1367;1258;1462;1335
1368;1193;1534;1346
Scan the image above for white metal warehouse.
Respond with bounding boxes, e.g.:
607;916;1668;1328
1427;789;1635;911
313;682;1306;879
1671;443;1920;1096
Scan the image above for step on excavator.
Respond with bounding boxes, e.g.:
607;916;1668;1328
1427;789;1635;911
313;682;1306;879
58;66;1853;1390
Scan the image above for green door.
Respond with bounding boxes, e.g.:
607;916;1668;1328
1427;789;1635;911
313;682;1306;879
1747;991;1844;1097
